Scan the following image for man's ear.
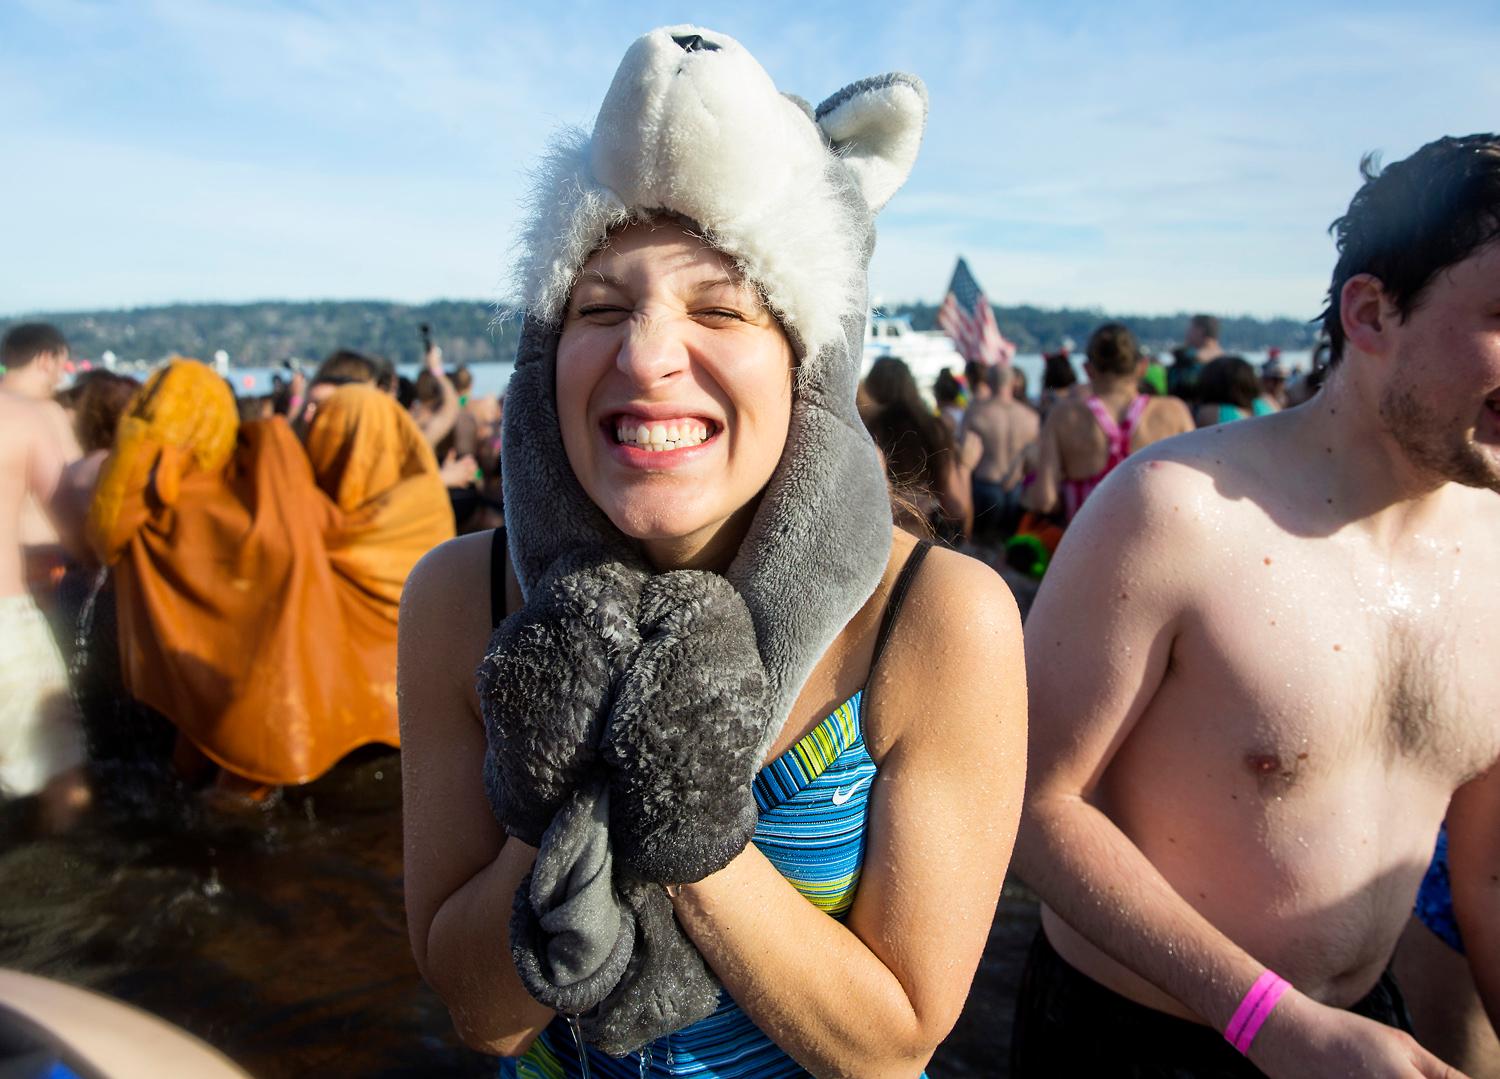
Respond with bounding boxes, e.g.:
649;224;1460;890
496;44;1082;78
1340;273;1394;358
815;74;927;213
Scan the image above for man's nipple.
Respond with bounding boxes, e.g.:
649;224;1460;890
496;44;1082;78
1245;750;1309;789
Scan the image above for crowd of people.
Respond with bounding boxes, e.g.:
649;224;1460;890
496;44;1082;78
1;23;1497;1079
0;327;509;817
859;314;1322;588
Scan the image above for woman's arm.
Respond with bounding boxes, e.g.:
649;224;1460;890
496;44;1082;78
398;533;554;1055
670;548;1026;1077
414;346;462;448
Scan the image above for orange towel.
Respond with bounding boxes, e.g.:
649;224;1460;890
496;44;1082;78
89;362;454;786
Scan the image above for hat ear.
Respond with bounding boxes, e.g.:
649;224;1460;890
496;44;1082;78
815;74;927;213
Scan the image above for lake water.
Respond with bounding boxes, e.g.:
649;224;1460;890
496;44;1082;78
214;348;1312;400
0;574;1032;1077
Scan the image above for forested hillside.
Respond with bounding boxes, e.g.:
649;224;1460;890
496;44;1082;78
1;298;1316;367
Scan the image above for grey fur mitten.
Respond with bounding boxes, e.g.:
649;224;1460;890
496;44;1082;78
480;552;768;1054
604;570;767;884
480;548;643;845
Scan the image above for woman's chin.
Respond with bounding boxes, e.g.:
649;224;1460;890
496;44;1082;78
605;501;719;546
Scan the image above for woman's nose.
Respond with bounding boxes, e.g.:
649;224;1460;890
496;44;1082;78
615;315;688;388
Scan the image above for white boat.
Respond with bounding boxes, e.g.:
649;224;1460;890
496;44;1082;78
861;314;964;389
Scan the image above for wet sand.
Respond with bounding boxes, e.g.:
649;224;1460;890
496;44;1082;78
0;751;1039;1077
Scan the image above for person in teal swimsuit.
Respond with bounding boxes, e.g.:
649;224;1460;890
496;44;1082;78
1193;355;1276;427
397;26;1027;1079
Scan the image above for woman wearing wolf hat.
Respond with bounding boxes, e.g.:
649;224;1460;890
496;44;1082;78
400;26;1025;1077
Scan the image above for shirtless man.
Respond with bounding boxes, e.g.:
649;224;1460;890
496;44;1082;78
1022;322;1193;523
963;362;1038;542
0;323;88;829
1014;134;1500;1077
1168;312;1224;402
1;324;81;580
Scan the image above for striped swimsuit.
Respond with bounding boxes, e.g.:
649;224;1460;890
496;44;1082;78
493;532;931;1078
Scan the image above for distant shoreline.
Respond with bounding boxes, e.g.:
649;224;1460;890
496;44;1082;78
2;299;1320;371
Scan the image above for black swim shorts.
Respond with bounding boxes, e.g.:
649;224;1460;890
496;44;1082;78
1011;928;1413;1078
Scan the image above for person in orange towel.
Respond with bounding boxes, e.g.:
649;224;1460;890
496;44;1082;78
89;360;453;799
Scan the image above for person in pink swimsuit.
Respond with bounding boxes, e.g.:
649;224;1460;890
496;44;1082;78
1024;323;1194;523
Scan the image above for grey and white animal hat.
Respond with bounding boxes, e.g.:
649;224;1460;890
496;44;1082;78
481;26;927;1055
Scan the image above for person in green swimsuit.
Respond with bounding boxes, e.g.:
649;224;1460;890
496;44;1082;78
397;26;1027;1078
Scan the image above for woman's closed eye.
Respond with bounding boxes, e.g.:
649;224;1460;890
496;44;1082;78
574;304;631;323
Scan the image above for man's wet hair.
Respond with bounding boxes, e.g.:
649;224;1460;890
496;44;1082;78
415;368;443;403
313;349;395;390
1321;133;1500;366
1086;322;1140;377
1;322;68;370
1188;314;1219;343
964;359;1002;395
1042;351;1078;390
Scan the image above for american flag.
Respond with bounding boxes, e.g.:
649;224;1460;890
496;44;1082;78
936;257;1016;367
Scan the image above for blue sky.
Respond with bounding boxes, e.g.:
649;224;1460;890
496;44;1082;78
3;0;1496;319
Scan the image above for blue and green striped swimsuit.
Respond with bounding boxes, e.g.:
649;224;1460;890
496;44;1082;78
505;692;878;1078
493;533;932;1078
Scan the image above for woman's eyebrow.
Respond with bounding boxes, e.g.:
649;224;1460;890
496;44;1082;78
689;276;742;294
575;271;625;290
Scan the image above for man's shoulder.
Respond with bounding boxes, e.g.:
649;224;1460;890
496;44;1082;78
966;398;1003;424
0;392;56;440
1071;428;1258;539
1005;398;1040;427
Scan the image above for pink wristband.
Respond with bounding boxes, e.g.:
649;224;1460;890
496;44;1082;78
1224;970;1291;1054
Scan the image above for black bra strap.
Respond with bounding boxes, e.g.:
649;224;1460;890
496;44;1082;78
867;539;933;680
489;527;509;629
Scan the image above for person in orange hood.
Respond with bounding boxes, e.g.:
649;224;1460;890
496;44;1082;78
89;360;453;795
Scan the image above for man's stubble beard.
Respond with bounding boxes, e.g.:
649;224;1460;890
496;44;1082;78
1378;377;1500;494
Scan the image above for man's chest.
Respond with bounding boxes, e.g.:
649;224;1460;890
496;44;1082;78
1170;539;1500;785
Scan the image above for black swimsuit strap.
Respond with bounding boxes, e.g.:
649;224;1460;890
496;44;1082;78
489;527;509;629
866;539;933;681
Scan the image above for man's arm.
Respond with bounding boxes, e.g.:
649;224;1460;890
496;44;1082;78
1446;759;1500;1032
25;410;68;522
1018;454;1461;1079
936;456;973;539
1021;408;1062;514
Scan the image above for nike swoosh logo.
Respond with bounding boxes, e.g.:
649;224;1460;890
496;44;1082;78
830;775;870;806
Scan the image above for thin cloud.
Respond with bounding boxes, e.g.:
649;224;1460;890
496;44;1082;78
1;0;1495;317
